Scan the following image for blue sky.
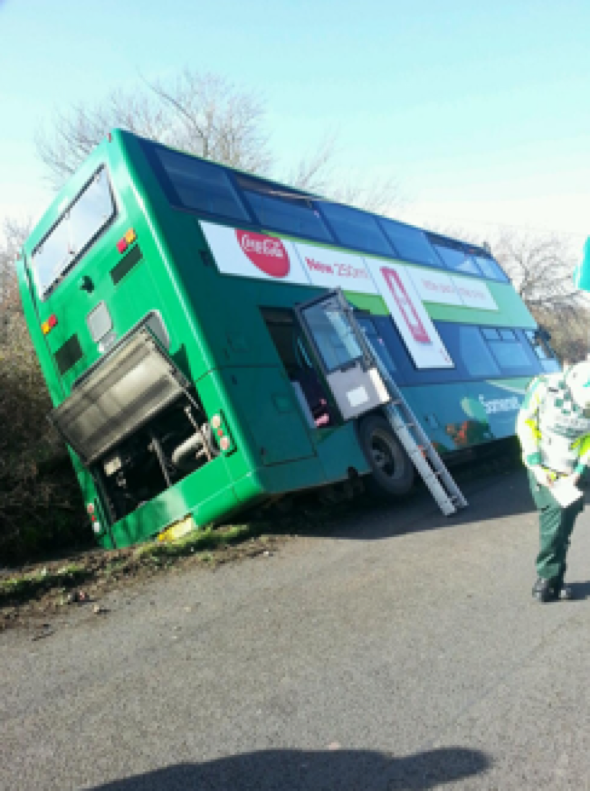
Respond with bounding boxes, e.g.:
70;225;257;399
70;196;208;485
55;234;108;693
1;0;589;249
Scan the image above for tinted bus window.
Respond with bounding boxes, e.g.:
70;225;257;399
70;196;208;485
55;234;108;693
155;148;250;221
524;329;560;372
378;218;440;267
428;236;482;276
472;253;507;282
319;203;393;256
238;178;333;242
32;168;114;298
302;301;364;373
371;317;462;384
524;329;550;359
488;339;534;372
358;317;398;378
437;324;500;378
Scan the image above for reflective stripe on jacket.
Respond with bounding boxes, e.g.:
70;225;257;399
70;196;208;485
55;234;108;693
516;372;590;475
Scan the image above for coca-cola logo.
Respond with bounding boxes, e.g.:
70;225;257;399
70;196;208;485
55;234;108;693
236;230;290;278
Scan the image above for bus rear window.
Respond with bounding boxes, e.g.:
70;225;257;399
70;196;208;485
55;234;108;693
32;169;114;298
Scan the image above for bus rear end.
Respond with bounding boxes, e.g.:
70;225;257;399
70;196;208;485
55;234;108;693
17;131;327;548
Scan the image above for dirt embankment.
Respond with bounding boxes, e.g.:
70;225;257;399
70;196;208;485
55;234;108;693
0;522;292;633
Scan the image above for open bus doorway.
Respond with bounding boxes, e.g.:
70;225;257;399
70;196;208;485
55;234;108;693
263;296;416;500
262;307;336;429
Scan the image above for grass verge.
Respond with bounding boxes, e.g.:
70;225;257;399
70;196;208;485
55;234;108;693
0;521;272;610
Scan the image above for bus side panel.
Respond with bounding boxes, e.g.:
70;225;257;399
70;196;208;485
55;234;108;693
402;378;529;454
425;283;536;328
215;366;316;466
314;422;371;480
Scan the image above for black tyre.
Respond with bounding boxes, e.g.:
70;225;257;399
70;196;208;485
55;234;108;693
358;414;415;498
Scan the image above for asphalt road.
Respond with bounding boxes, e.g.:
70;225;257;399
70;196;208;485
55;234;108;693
3;466;590;790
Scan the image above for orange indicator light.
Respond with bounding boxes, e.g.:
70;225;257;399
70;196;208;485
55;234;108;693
41;314;58;335
125;228;137;244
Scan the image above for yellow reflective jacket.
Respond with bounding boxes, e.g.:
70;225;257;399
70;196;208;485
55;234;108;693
516;372;590;475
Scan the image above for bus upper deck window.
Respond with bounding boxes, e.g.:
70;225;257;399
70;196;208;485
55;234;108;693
237;176;333;243
318;202;393;257
155;148;250;222
471;253;507;281
378;218;440;268
428;236;483;277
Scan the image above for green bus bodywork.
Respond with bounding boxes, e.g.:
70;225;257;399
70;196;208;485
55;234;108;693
17;130;548;549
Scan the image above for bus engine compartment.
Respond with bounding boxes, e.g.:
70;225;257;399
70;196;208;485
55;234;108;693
49;326;218;521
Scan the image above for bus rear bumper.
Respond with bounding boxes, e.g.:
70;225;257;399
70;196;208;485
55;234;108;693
101;430;369;549
101;458;244;549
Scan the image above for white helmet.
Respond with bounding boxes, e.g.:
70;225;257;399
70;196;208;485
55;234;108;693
567;361;590;409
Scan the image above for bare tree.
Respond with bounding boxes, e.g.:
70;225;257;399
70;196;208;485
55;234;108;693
0;217;85;559
413;223;589;363
36;70;275;190
491;231;582;310
0;217;30;339
144;70;273;174
35;68;405;211
328;173;405;216
489;230;589;363
284;131;337;195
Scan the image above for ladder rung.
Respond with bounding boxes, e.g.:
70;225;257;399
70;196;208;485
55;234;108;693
363;334;467;517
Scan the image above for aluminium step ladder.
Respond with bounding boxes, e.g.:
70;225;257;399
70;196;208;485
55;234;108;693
364;337;468;516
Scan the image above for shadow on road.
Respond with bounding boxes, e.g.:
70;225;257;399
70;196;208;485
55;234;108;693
568;581;590;601
277;461;539;544
88;746;490;790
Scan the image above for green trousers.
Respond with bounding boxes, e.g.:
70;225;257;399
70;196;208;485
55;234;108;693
527;470;584;585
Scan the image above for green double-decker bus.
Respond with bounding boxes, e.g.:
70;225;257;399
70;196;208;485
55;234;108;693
17;130;559;548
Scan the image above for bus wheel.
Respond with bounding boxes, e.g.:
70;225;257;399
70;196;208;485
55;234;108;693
358;415;415;498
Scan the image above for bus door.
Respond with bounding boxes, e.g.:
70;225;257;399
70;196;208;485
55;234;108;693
261;307;336;430
294;290;391;422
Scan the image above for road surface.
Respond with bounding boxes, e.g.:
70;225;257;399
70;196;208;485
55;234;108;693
3;466;590;790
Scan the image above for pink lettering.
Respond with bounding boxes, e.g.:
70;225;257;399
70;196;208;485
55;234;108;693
334;262;369;279
306;257;334;274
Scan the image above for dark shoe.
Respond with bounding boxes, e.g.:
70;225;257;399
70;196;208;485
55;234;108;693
557;584;573;600
532;577;558;602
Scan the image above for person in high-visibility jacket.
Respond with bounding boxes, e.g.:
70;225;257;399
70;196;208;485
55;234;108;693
516;361;590;602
